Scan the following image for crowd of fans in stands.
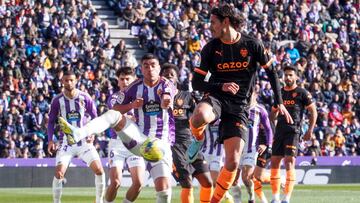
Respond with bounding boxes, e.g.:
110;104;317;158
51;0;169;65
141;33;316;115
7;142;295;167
0;0;359;159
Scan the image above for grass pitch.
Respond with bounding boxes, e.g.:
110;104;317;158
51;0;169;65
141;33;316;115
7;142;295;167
0;184;359;203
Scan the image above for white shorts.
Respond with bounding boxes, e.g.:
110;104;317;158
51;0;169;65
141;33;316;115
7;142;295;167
240;146;258;167
203;154;224;172
146;139;173;181
56;141;100;167
108;139;145;169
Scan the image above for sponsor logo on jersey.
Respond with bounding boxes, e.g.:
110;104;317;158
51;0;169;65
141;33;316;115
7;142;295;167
284;99;295;106
216;61;249;71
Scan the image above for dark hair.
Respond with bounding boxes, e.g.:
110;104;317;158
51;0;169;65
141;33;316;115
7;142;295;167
141;53;159;63
283;64;298;74
161;63;180;77
211;3;244;30
116;67;135;77
63;69;75;76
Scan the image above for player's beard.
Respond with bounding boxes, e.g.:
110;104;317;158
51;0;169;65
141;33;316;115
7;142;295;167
285;79;295;87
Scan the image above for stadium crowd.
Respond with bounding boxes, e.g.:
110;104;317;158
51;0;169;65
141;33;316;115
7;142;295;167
0;0;359;159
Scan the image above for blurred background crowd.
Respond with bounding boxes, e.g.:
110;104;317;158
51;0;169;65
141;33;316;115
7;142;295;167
0;0;359;160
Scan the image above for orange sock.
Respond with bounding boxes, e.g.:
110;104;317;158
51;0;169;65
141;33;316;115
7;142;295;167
284;169;296;199
211;168;237;203
181;188;194;203
200;186;213;203
270;168;281;197
254;178;266;200
189;117;207;140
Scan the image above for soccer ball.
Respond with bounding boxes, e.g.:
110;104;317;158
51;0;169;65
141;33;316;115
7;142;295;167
139;137;164;162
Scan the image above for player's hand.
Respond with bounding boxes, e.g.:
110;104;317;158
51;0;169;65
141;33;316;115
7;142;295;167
161;94;172;109
222;82;239;95
257;144;267;156
47;140;57;156
277;104;294;124
131;98;144;109
303;130;313;141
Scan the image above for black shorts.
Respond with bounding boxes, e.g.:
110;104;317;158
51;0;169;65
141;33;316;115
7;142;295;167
201;95;249;144
271;127;300;157
256;147;272;168
171;141;209;184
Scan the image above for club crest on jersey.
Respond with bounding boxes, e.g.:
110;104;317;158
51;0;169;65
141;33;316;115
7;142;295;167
157;87;163;97
240;48;248;57
176;98;183;106
292;92;298;98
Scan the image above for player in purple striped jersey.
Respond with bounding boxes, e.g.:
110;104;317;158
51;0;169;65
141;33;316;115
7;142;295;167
234;92;274;203
59;54;176;203
105;67;145;203
47;70;105;203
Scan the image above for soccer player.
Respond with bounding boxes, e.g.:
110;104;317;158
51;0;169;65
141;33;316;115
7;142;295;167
270;65;317;203
59;54;176;203
186;4;292;203
236;92;273;203
47;70;105;203
161;63;213;203
105;67;145;203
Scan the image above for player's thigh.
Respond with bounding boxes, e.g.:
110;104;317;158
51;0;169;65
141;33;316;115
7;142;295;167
223;137;245;169
79;144;102;168
109;166;122;186
128;165;145;186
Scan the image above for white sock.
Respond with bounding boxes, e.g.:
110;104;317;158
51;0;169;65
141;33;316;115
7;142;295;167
116;117;147;156
245;179;255;200
283;195;291;202
95;174;106;203
103;199;113;203
122;199;133;203
231;185;241;202
73;110;122;142
156;189;171;203
273;193;280;201
52;177;63;203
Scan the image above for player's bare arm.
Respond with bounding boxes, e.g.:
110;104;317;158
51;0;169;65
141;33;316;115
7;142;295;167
303;103;318;141
270;106;279;126
113;98;144;114
47;140;57;156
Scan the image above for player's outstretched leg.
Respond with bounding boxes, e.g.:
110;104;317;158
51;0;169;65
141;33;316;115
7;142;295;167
58;110;124;145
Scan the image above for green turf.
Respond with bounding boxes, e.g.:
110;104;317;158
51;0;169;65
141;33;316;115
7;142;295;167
0;185;359;203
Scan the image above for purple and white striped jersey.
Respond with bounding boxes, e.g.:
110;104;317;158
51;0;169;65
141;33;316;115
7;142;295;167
120;78;176;144
246;104;273;153
107;90;134;139
202;123;224;157
47;90;97;143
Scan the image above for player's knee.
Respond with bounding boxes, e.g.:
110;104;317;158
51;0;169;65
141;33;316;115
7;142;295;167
110;178;121;189
193;108;213;125
55;171;64;179
131;180;144;191
242;174;252;186
94;168;104;176
179;178;192;188
156;188;171;201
